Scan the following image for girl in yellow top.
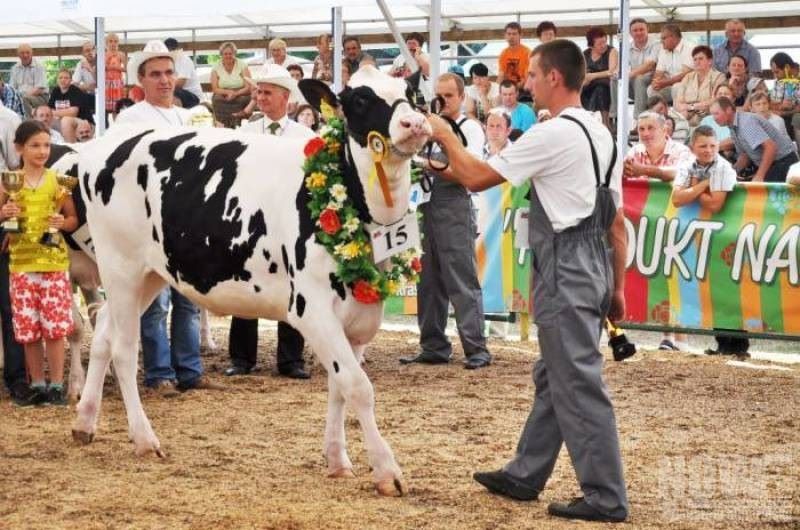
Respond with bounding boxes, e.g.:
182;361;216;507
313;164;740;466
0;120;78;406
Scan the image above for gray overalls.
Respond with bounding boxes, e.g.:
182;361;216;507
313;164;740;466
503;115;629;519
417;131;490;362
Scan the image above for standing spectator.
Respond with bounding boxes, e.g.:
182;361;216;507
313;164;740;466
647;93;689;143
768;52;800;140
115;40;218;395
465;63;499;123
496;81;536;133
400;72;491;370
750;92;791;138
229;64;313;380
32;106;65;145
164;38;202;108
648;23;693;103
535;21;557;44
104;33;127;114
0;120;79;405
48;69;90;142
712;19;761;76
710;96;799;182
624;111;692;182
627;18;661;119
72;41;97;94
267;38;298;68
342;36;373;82
497;22;530;91
581;27;618;130
312;34;334;84
210;42;252;128
0;77;25;119
674;45;725;127
699;84;736;157
390;32;430;79
9;44;48;118
727;55;766;109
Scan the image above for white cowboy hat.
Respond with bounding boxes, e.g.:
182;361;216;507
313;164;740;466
245;64;303;102
129;40;179;86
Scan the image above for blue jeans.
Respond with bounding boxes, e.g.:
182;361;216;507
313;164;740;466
140;287;202;387
1;251;26;390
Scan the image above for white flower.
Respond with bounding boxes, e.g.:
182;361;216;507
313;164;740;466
319;125;333;137
330;184;348;204
326;201;341;211
343;217;360;234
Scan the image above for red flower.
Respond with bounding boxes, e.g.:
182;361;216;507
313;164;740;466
352;280;381;304
319;209;341;235
410;257;422;273
304;137;326;158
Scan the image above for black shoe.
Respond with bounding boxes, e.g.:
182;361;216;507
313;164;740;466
399;352;451;365
464;355;491;370
223;365;252;377
45;386;68;406
278;366;310;379
10;383;48;407
473;470;539;501
547;497;626;523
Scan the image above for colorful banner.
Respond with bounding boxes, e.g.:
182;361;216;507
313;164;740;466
386;179;800;338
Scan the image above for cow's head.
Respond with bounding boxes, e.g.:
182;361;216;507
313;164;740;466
300;66;431;225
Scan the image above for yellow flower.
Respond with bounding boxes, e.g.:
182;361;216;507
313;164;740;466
335;242;363;260
305;172;327;189
327;141;340;154
386;279;399;294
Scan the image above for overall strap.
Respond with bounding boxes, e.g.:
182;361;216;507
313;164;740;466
559;114;617;188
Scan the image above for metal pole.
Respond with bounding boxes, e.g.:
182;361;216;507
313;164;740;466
57;35;62;69
95;17;106;136
332;6;343;93
705;4;712;44
191;29;197;65
616;0;631;156
376;0;418;73
429;0;442;83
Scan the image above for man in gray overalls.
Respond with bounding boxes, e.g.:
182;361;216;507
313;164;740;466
425;40;629;523
400;73;492;370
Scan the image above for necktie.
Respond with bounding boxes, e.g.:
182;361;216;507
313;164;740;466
268;122;281;135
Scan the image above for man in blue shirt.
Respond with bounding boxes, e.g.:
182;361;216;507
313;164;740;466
712;19;761;75
497;80;536;133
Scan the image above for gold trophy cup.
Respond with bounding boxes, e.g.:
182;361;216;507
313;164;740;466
1;170;24;233
41;174;79;248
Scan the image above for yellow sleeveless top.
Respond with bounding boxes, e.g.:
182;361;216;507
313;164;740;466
9;168;69;273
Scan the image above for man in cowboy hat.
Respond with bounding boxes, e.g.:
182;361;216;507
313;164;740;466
115;40;220;396
225;64;312;380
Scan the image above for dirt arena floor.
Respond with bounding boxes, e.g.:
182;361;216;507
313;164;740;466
1;318;798;530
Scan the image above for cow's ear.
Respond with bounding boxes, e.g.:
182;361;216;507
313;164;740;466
298;79;339;115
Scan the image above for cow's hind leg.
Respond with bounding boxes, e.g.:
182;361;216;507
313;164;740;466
67;300;86;401
298;316;403;496
199;308;217;352
72;302;111;444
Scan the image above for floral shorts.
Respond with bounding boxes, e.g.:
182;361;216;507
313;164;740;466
10;272;74;343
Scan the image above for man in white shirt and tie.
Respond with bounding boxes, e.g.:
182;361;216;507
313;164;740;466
227;64;313;380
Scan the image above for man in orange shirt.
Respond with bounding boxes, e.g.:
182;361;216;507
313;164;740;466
497;22;531;91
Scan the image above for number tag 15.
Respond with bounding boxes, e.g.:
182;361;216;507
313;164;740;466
368;212;421;263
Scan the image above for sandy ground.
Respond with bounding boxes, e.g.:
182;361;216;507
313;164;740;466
1;318;798;530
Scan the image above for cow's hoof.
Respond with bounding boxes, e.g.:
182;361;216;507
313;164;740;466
327;467;356;478
376;478;405;497
72;429;94;445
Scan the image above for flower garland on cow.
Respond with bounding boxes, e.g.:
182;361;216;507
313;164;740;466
303;116;422;304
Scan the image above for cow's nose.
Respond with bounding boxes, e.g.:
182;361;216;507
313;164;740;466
400;115;429;137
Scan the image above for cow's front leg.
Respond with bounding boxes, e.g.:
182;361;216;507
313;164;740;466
324;373;354;478
299;316;403;496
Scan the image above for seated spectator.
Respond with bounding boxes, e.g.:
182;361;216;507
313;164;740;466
648;23;693;104
626;17;661;120
787;159;800;185
0;77;25;119
312;34;333;84
647;93;689;143
672;126;737;212
494;81;535;133
32;105;65;144
294;103;320;132
726;54;766;109
164;38;202;109
286;64;304;81
768;52;800;140
10;44;48;117
624;111;692;182
674;45;725;126
465;63;499;124
581;27;618;130
483;110;513;158
712;19;761;76
536;21;557;43
342;36;373;82
710;96;799;182
267;38;298;68
497;22;530;91
750;92;791;138
48;68;90;142
74;120;94;142
699;84;735;157
390;32;430;79
210;41;252;128
72;40;97;94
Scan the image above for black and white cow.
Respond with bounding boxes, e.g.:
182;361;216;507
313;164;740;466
70;66;431;496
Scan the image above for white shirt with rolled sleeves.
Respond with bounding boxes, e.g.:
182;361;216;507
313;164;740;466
239;114;315;140
115;101;192;126
0;102;21;171
487;107;622;233
174;52;203;100
674;154;737;192
655;39;693;77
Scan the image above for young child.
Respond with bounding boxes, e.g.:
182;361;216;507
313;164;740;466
749;92;791;139
0;120;78;405
672;125;737;213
